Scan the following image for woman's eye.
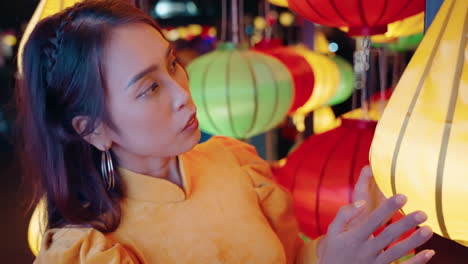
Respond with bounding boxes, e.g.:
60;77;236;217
138;82;158;98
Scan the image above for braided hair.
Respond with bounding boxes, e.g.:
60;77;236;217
17;0;161;232
43;2;86;86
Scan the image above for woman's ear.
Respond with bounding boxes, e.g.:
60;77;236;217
72;116;111;151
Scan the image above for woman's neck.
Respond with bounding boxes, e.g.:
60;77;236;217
112;149;182;187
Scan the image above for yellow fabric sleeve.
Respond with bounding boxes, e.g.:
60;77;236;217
215;136;319;264
34;228;141;264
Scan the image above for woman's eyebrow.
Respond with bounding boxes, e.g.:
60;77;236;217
126;47;173;89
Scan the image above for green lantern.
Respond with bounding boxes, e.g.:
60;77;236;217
327;56;355;106
387;33;424;52
187;43;293;139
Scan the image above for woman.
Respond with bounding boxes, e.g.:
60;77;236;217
17;1;435;263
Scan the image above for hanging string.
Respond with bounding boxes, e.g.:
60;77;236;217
239;0;246;44
232;0;239;44
378;47;388;116
352;36;371;120
264;0;272;41
220;0;227;42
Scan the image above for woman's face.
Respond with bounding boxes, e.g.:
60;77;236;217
102;23;200;159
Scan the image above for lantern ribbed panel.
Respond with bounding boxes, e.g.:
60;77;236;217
370;0;468;246
292;46;340;115
386;12;424;38
254;47;314;114
187;44;293;139
273;119;376;238
288;0;425;36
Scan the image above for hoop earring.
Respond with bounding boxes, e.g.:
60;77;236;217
101;150;115;190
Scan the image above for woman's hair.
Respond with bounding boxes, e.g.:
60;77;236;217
17;0;160;232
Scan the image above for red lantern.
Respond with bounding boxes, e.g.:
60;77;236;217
273;119;376;237
254;43;314;114
288;0;425;36
273;119;415;250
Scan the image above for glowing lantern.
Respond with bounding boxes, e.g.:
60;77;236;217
293;46;340;115
290;46;340;131
314;30;331;55
288;0;424;36
370;0;468;246
387;33;424;52
28;199;46;256
386;12;424;38
274;119;377;238
342;88;394;121
313;106;341;134
279;12;295;27
269;0;288;8
346;12;425;43
254;16;268;30
187;43;293;139
327;56;354;106
254;45;314;115
18;0;83;75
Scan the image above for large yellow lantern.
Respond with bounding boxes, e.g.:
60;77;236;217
18;0;83;75
370;0;468;246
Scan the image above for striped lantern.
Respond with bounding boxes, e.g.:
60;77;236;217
290;46;340;132
292;46;340;115
187;43;293;139
370;0;468;246
326;56;355;106
273;119;377;238
288;0;425;36
344;12;425;43
254;46;314;115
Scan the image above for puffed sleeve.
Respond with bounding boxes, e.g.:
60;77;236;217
34;227;142;264
214;136;320;264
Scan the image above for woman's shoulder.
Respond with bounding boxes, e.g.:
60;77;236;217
198;136;257;156
34;226;141;263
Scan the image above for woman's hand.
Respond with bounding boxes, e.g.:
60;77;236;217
316;167;435;264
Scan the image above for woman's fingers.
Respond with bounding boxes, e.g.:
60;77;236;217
327;200;367;235
354;194;407;241
369;211;427;252
401;250;436;264
353;166;374;203
376;226;434;264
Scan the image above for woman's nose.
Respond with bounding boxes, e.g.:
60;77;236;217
173;83;191;112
